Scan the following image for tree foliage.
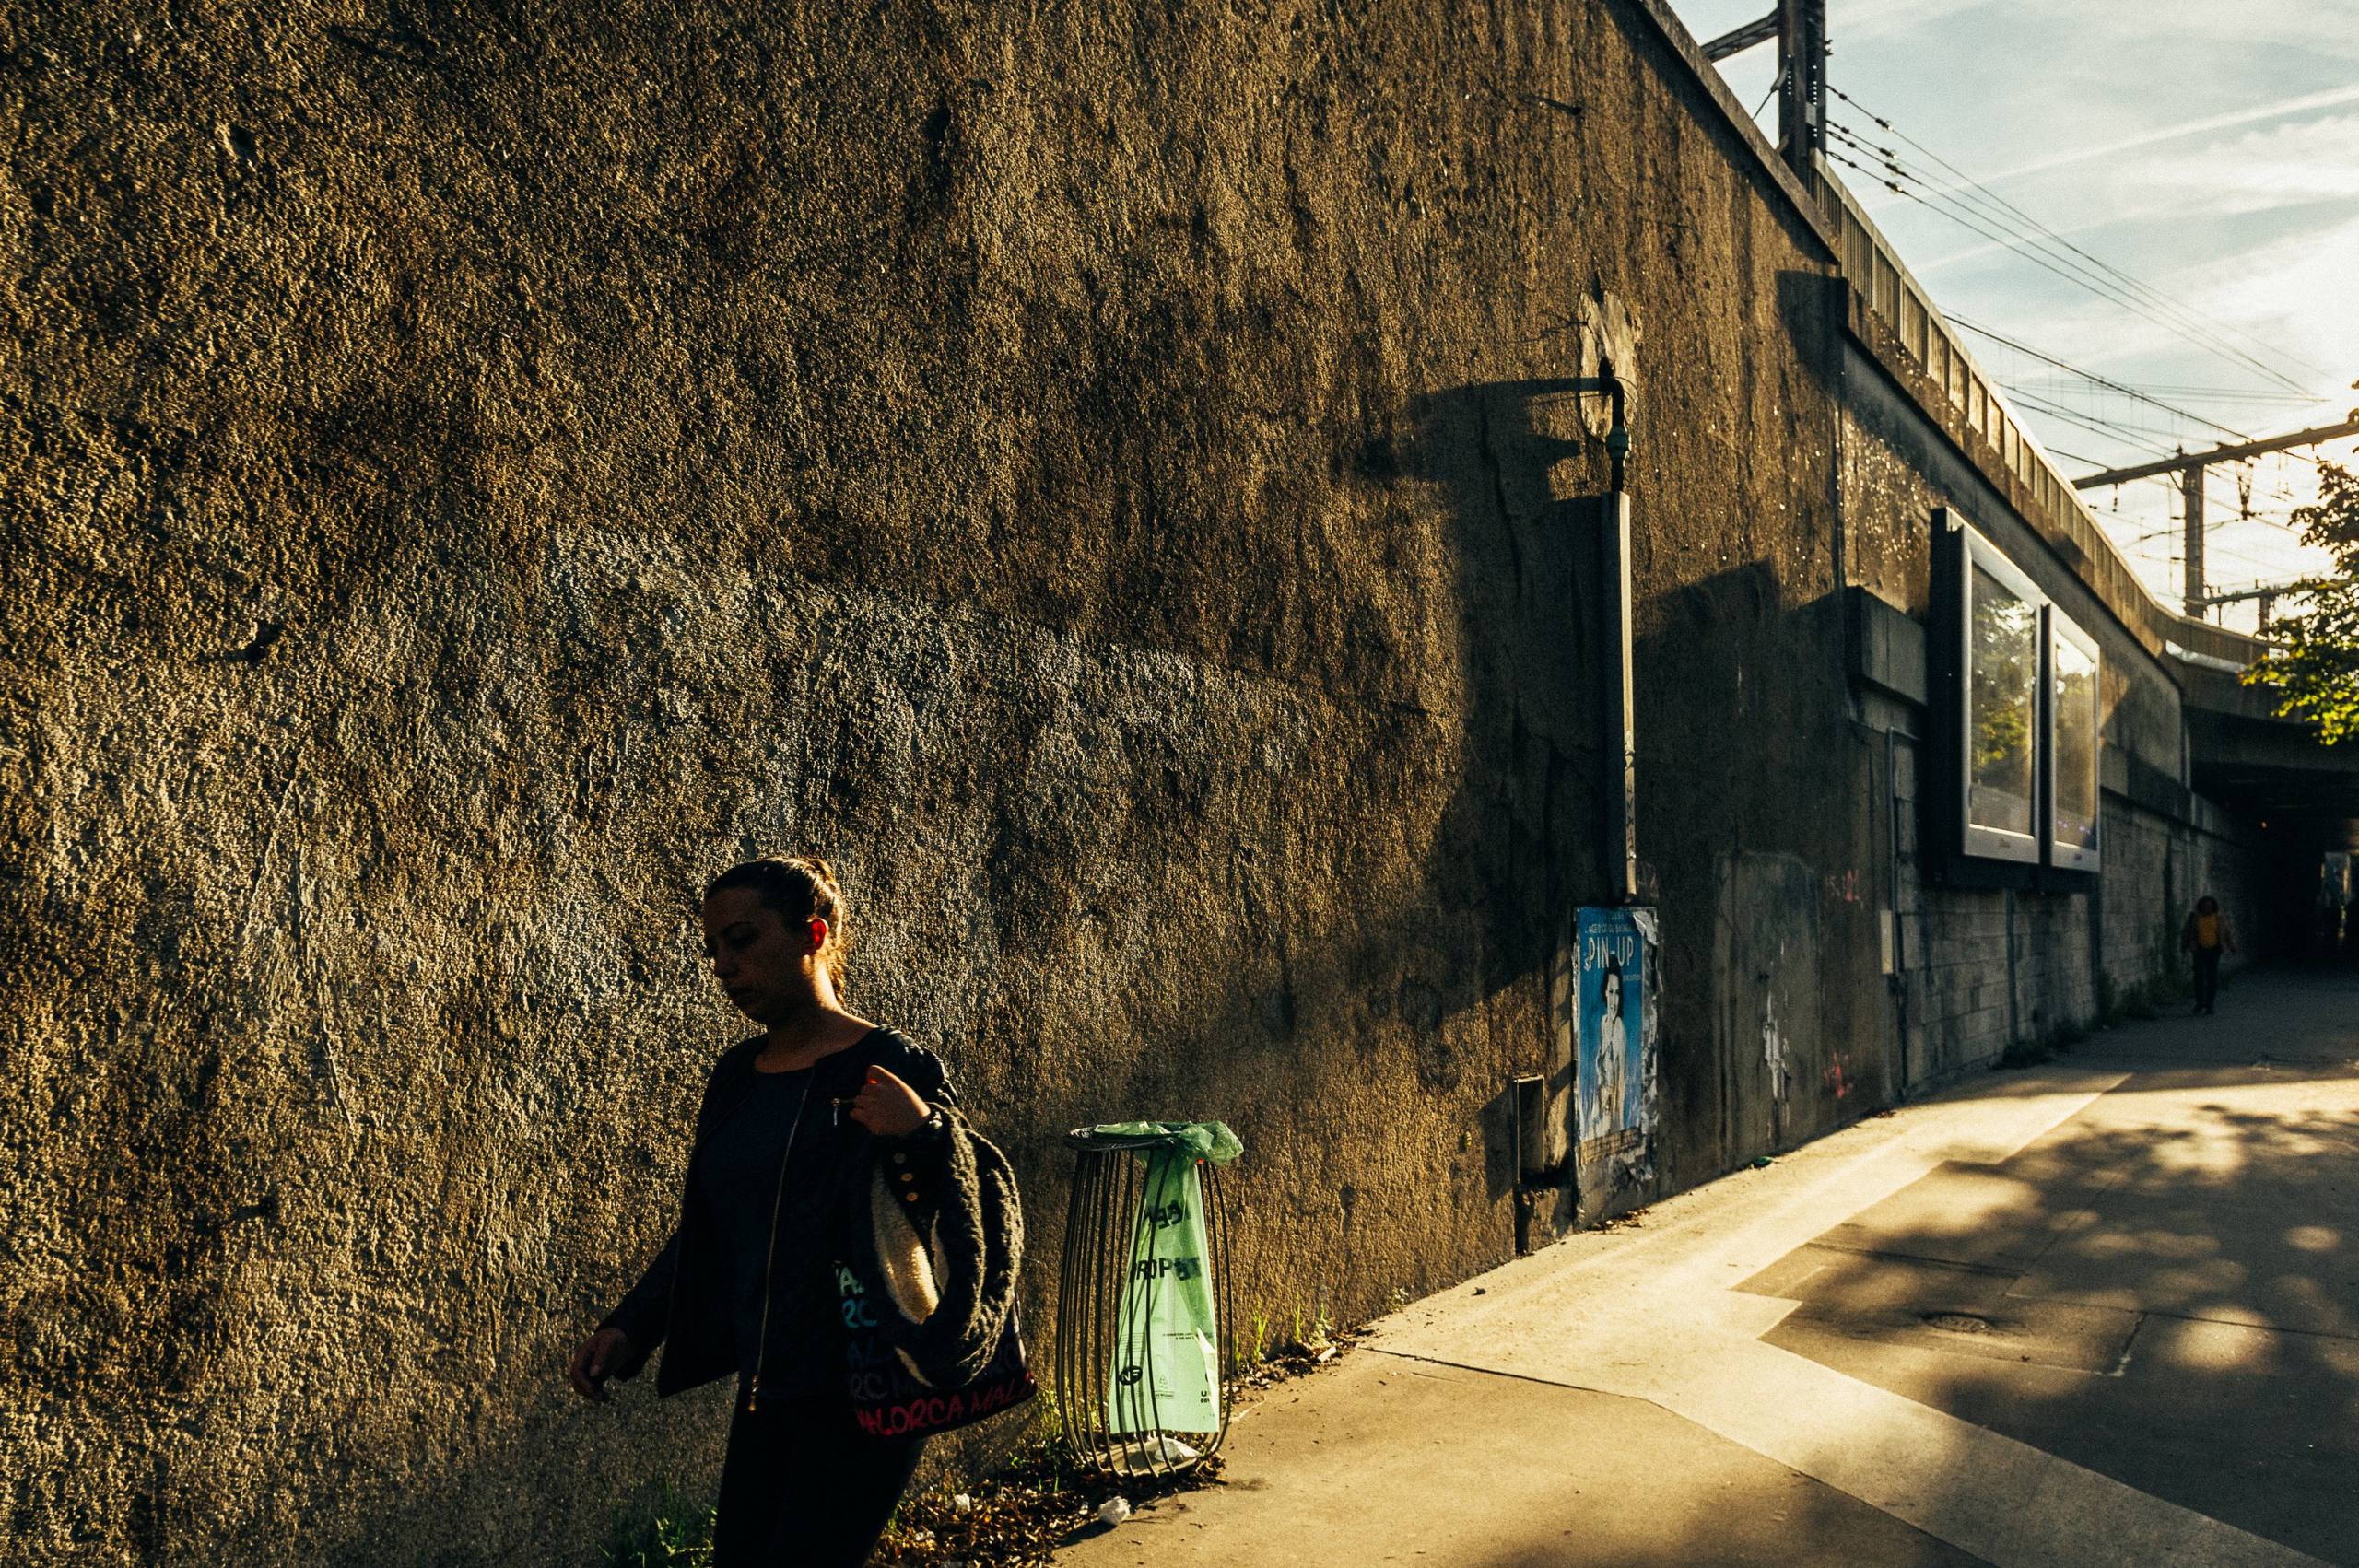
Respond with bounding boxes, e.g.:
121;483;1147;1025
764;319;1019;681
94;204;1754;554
2243;460;2359;745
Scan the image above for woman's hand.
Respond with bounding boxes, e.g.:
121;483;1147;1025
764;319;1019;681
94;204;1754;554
568;1327;630;1402
848;1064;929;1137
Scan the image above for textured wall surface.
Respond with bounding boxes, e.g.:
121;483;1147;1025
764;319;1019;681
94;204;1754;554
0;0;1868;1561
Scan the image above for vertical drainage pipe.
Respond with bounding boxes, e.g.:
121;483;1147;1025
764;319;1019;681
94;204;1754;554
1601;376;1638;906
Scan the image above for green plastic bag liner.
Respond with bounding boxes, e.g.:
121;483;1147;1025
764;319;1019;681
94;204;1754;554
1090;1121;1242;1436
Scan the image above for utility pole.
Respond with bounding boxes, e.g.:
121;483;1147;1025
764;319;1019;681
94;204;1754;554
2071;415;2359;619
1776;0;1827;181
2182;462;2205;617
1701;0;1826;182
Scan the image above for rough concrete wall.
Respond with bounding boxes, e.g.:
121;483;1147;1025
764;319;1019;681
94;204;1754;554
1909;891;2015;1075
2;0;1853;1562
1619;187;1850;1183
2102;798;2189;997
2015;889;2096;1038
1907;883;2092;1073
1894;878;2105;1089
2191;814;2268;986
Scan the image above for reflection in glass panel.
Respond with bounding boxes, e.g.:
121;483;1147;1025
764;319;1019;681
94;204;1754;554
1968;565;2036;837
2054;634;2099;853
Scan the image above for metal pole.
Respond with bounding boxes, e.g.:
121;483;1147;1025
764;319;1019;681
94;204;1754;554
1701;8;1779;61
2072;415;2359;489
1776;0;1826;182
1602;491;1637;904
2183;463;2206;617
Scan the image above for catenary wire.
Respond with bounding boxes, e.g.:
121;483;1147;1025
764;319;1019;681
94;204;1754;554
1822;144;2179;339
1825;83;2331;392
1824;123;2322;399
1827;82;2332;388
1954;317;2254;440
1823;127;2304;394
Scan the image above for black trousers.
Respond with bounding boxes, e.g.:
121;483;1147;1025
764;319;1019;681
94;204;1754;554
2192;949;2223;1012
711;1395;927;1567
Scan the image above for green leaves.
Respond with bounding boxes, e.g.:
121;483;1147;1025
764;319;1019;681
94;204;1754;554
2243;462;2359;746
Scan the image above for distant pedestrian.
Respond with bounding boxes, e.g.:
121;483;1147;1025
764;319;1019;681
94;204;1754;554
2180;895;2236;1015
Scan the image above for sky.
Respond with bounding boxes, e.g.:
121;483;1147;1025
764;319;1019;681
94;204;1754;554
1665;0;2359;632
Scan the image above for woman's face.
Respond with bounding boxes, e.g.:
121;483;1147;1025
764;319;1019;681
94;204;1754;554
1602;971;1623;1022
702;887;814;1024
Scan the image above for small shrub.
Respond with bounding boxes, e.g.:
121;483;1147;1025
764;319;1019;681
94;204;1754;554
602;1479;714;1568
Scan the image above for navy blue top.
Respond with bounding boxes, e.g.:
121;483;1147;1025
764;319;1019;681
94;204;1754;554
693;1064;823;1394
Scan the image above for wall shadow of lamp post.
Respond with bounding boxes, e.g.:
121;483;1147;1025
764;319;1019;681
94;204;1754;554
1508;369;1640;903
1505;369;1639;1254
1594;372;1639;912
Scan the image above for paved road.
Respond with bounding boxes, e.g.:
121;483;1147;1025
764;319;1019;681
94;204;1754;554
1057;964;2359;1567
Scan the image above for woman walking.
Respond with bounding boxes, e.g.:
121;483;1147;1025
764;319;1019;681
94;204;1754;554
567;857;1009;1566
2180;895;2237;1015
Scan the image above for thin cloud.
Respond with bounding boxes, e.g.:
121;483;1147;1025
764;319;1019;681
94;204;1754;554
1985;82;2359;184
1683;0;2357;608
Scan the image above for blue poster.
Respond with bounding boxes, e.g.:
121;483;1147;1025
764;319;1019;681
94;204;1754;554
1577;907;1653;1146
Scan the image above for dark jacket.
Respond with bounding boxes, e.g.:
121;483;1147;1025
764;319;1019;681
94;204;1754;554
600;1027;957;1398
851;1088;1027;1396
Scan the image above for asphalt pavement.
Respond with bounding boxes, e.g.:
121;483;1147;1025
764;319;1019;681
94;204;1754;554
1056;963;2359;1567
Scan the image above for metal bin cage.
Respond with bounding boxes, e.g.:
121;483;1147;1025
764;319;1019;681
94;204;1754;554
1053;1125;1239;1480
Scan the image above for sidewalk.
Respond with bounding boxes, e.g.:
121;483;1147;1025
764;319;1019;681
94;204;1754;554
1056;965;2359;1567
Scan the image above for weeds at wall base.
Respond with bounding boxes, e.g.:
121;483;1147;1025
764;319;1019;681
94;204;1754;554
869;1423;1222;1565
601;1331;1367;1567
601;1479;715;1567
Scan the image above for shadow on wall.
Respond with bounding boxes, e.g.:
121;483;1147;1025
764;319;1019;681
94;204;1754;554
1078;370;1625;1281
7;0;1810;1552
1629;566;1872;1183
278;378;1630;1564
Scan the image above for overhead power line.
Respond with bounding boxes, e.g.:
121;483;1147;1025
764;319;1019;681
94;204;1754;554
2071;416;2359;487
1835;88;2335;391
1823;128;2317;399
1824;83;2330;394
2124;385;2326;404
1998;384;2182;455
1951;317;2253;441
1995;388;2313;547
1823;141;2221;372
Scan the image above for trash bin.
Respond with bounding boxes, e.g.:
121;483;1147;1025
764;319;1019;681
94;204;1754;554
1054;1121;1243;1479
